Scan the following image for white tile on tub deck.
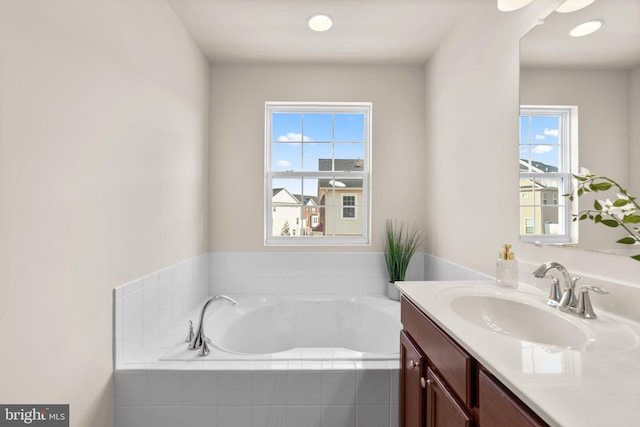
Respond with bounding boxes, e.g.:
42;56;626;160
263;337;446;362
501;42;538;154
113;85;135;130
217;371;252;405
143;281;159;319
356;370;390;405
252;371;287;405
356;405;390;427
123;322;143;363
286;406;322;427
114;297;123;335
114;370;147;406
224;252;244;278
390;369;399;405
171;264;186;323
115;406;146;427
182;406;217;427
147;406;181;427
253;406;287;427
242;252;264;278
322;371;356;405
210;252;225;278
322;405;356;427
123;288;143;330
147;371;182;405
123;278;144;295
218;406;252;427
182;371;218;406
286;371;322;405
389;404;399;427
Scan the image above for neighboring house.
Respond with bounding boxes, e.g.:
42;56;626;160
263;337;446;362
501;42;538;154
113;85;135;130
317;159;364;237
297;195;319;236
272;188;301;236
519;160;560;235
272;189;320;236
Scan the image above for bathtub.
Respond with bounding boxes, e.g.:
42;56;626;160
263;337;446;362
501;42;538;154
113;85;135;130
160;295;401;362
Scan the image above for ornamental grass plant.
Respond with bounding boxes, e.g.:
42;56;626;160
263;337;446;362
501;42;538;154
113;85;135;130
384;220;422;283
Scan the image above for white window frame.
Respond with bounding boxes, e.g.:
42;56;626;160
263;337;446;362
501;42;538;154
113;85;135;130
265;102;372;246
519;106;578;244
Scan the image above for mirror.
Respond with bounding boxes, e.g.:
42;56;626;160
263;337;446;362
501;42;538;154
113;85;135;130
519;0;640;254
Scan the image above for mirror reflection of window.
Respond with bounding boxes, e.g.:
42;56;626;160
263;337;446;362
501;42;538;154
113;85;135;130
519;106;578;243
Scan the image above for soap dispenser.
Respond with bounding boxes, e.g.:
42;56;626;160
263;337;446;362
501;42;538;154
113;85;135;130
496;244;518;288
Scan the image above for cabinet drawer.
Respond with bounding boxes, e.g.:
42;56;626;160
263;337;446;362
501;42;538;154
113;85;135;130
478;369;548;427
401;296;473;407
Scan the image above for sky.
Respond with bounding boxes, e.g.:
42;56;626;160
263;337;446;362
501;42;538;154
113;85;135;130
271;112;366;197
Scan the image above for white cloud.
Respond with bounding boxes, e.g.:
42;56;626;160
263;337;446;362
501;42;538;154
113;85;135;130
535;134;545;140
275;160;292;168
544;128;559;137
532;145;553;154
277;133;313;142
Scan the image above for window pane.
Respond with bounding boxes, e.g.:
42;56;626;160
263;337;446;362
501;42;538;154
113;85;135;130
530;145;560;170
519;178;534;205
335;113;365;142
303;142;333;171
534;178;562;205
335;143;365;171
520;146;531;170
272;143;301;171
520;116;530;144
272;113;302;142
303;113;332;142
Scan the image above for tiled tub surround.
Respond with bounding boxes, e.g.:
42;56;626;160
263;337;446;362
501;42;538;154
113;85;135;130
113;252;488;427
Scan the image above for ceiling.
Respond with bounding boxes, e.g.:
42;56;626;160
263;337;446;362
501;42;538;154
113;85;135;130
520;0;640;69
166;0;491;64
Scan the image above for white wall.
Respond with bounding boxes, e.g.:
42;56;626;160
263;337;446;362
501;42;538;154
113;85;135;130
209;64;425;251
0;1;209;426
520;67;631;249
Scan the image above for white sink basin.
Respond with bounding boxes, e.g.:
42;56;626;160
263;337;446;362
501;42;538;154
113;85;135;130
450;294;589;348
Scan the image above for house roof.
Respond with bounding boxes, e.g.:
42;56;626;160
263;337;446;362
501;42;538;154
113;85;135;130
318;158;364;172
318;158;364;189
520;159;558;173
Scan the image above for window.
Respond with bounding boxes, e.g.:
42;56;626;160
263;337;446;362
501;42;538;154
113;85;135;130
519;106;578;243
342;195;356;219
265;102;371;245
525;218;535;235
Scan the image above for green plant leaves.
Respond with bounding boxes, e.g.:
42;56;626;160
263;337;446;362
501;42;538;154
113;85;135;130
623;215;640;224
616;237;637;245
600;219;619;228
589;182;613;192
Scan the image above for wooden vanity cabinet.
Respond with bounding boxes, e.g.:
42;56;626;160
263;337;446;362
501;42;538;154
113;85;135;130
400;296;548;427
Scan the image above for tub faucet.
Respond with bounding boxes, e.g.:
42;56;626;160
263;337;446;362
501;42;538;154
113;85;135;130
188;295;238;356
532;262;579;309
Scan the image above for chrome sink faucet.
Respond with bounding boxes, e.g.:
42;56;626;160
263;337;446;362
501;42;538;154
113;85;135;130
187;295;238;356
532;262;609;319
532;261;578;309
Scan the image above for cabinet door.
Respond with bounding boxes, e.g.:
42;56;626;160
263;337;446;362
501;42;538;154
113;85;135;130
425;368;474;427
400;331;426;427
478;369;548;427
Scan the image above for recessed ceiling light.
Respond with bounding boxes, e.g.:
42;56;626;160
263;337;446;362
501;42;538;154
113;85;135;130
497;0;534;12
569;19;604;37
308;14;333;32
556;0;596;13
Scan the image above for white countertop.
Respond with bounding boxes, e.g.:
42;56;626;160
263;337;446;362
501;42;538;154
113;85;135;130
396;280;640;427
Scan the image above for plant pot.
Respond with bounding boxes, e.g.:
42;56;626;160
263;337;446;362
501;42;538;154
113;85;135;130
387;281;401;301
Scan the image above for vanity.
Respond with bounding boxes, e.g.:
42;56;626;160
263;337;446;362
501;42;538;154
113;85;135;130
397;280;640;427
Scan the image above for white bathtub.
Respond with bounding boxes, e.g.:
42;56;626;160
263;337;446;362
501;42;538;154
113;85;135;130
160;296;401;361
